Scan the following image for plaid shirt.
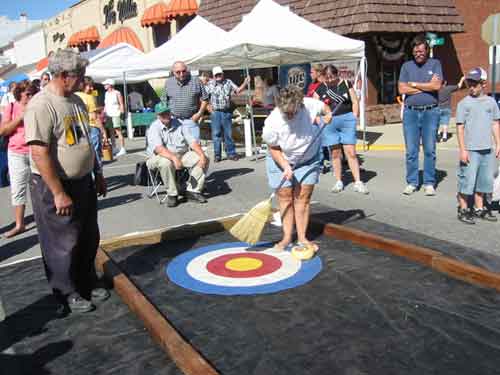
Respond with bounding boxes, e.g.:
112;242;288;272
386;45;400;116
164;75;208;118
205;79;238;111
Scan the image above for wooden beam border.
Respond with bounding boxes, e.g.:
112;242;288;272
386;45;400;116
310;218;500;293
95;248;220;375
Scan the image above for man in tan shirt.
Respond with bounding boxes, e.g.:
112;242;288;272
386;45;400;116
24;49;108;314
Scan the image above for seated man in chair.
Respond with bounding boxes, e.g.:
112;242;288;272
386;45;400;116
146;102;209;207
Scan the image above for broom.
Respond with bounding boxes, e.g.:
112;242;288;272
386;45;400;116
230;93;348;244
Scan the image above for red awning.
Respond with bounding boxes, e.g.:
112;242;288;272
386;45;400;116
68;26;100;47
36;56;49;71
141;2;170;27
164;0;198;18
97;27;144;52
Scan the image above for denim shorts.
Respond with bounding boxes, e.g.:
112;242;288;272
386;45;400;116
439;108;451;126
322;112;357;146
457;149;496;195
266;154;320;189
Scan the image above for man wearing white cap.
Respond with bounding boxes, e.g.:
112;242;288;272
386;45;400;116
205;66;249;162
103;78;126;157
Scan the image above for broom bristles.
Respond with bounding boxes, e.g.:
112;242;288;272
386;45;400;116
230;197;273;244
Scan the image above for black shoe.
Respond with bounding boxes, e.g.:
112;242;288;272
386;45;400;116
167;195;178;207
185;191;207;203
91;288;110;303
473;207;498;222
67;293;94;313
214;156;221;163
228;154;239;161
457;208;475;224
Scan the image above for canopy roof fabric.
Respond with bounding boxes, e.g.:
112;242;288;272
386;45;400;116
85;43;148;83
124;16;228;78
165;0;198;18
141;2;170;27
98;27;144;52
190;0;365;70
68;26;100;47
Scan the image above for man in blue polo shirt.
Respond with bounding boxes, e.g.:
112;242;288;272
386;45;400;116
399;35;443;196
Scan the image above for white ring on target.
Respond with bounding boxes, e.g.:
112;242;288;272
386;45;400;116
186;246;301;287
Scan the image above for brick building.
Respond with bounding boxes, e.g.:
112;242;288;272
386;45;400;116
199;0;500;121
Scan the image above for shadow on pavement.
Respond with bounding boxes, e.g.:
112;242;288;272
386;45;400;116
0;234;39;263
98;193;143;211
105;173;134;193
0;340;73;375
204;167;254;199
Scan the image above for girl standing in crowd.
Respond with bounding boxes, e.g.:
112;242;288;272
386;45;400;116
263;86;331;251
314;65;368;194
306;64;324;98
0;80;39;238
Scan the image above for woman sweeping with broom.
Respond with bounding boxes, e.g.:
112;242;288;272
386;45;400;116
261;86;331;252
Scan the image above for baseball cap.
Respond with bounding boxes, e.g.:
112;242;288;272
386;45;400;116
212;66;223;76
48;49;88;75
102;78;115;86
465;67;487;82
155;102;170;114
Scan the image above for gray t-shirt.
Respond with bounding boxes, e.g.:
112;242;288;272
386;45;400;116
146;118;197;156
456;95;500;150
438;85;458;108
399;58;443;106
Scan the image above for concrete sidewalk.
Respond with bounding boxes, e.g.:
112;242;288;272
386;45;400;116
356;120;458;152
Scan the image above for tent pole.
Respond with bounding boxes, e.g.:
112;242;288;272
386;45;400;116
245;66;258;161
123;72;133;140
360;57;367;152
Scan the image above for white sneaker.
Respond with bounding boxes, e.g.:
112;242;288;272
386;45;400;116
115;148;127;157
353;181;369;194
403;184;417;195
424;185;436;196
331;180;344;193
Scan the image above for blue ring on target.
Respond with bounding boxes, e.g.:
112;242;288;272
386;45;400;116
166;241;322;295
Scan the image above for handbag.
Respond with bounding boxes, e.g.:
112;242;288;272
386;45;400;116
133;161;149;186
0;103;14;152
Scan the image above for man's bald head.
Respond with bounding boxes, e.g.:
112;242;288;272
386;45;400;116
172;61;189;82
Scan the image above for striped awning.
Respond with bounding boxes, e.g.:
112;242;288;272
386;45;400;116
68;26;100;47
97;27;144;52
165;0;198;18
141;2;170;27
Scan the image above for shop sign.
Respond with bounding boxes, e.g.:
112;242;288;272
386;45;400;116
103;0;137;28
279;64;311;93
52;32;65;43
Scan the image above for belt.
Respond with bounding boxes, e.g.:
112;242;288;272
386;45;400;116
405;104;438;111
173;115;192;120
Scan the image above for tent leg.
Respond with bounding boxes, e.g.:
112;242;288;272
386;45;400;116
123;72;133;140
245;66;258;161
359;57;367;152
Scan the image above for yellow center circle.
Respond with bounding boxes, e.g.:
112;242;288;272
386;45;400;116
225;257;263;271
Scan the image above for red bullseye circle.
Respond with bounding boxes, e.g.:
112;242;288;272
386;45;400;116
206;252;282;278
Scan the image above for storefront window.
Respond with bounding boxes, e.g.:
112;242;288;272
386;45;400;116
176;15;195;32
153;23;170;47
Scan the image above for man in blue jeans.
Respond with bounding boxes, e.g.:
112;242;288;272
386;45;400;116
205;66;249;162
398;35;443;196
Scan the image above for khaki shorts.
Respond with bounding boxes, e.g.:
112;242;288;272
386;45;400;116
107;116;122;129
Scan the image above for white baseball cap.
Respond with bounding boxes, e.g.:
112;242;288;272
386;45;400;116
212;66;223;76
102;78;115;86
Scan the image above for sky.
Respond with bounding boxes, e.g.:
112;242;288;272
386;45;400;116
1;0;77;20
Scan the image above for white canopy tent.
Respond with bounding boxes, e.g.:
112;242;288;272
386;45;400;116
123;16;230;79
84;43;156;83
188;0;365;69
189;0;367;154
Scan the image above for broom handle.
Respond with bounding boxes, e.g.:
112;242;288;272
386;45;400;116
272;98;347;195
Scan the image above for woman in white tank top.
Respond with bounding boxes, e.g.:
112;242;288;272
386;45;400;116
103;79;126;156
